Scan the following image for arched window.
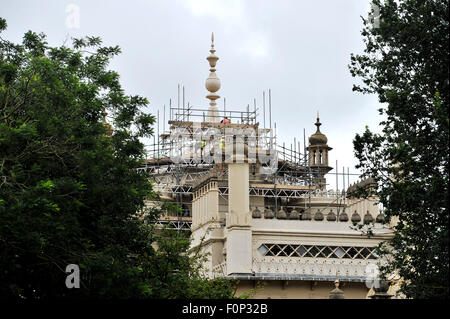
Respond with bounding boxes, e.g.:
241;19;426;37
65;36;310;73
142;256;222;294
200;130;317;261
319;150;323;164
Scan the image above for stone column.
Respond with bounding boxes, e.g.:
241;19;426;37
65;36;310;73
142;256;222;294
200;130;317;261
226;161;252;275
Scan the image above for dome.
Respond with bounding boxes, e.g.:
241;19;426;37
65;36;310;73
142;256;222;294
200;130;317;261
309;114;328;145
326;210;336;221
264;208;274;219
314;210;324;221
376;212;385;223
339;210;349;222
351;210;361;223
252;207;261;218
301;209;312;220
309;132;328;145
289;209;300;220
276;208;287;219
363;211;374;224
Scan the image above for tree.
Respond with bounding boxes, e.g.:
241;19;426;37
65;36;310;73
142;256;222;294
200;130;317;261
0;18;235;299
349;0;449;298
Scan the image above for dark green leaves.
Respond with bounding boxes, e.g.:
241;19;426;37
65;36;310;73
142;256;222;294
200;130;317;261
349;0;449;299
0;18;235;299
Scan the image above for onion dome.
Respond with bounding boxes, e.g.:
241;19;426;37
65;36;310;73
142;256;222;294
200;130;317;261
339;210;349;222
376;211;385;223
363;210;374;224
301;209;312;220
276;207;287;219
329;279;345;299
309;112;328;145
264;208;274;219
252;207;262;218
314;210;324;221
326;209;336;221
351;210;361;223
289;209;300;220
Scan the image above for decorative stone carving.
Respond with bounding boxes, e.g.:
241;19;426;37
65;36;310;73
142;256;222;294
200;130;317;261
301;209;312;220
252;207;262;218
289;209;300;220
276;207;287;219
338;210;349;222
376;211;385;223
264;208;274;219
314;210;324;221
363;210;374;224
351;210;361;223
326;209;336;221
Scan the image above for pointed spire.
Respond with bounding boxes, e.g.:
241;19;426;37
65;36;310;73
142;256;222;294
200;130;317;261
205;32;221;122
315;110;322;133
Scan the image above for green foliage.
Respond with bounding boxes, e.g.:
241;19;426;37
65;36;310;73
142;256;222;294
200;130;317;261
0;18;235;299
349;1;449;299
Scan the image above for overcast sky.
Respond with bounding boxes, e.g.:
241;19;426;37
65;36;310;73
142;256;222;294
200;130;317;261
1;0;383;189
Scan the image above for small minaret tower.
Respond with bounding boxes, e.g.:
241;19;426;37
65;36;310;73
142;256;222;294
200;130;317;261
205;32;221;122
307;112;333;190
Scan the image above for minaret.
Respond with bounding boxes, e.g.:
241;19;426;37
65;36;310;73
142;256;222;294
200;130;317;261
307;112;333;190
205;32;221;123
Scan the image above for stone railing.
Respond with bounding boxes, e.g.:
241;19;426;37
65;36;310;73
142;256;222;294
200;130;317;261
252;256;374;278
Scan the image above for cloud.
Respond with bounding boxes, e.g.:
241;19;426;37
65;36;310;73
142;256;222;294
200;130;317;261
237;32;268;58
186;0;245;27
184;0;269;59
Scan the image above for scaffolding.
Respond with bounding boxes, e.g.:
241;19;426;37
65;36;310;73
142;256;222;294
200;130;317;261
139;101;365;231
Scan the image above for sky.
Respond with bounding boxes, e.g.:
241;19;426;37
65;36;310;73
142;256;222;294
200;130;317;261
1;0;384;190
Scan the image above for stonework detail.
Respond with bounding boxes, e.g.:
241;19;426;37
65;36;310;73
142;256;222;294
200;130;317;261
252;256;374;279
143;34;395;299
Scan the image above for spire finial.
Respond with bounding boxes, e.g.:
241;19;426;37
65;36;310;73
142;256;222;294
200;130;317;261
205;32;220;122
314;111;322;133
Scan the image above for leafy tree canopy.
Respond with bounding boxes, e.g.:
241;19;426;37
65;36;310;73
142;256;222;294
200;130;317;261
349;0;449;299
0;18;235;299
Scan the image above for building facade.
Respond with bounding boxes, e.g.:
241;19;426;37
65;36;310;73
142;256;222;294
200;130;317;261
142;34;398;299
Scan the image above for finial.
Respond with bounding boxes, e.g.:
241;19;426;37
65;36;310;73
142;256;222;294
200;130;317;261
314;111;322;132
205;32;221;122
329;278;345;299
